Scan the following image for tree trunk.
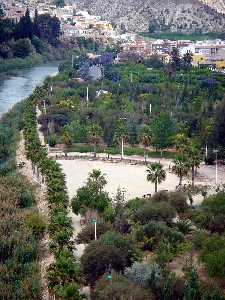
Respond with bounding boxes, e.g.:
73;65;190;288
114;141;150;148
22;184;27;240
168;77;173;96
179;175;182;186
90;284;96;300
155;181;158;193
94;144;96;159
144;149;147;165
192;166;195;187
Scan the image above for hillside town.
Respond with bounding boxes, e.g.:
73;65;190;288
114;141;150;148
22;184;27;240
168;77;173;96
2;0;225;71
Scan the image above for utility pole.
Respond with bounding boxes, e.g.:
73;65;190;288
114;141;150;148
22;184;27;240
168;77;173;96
86;86;89;106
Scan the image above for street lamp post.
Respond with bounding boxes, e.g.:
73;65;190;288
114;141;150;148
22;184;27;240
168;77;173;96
121;137;124;159
91;219;97;240
119;117;127;160
213;149;218;187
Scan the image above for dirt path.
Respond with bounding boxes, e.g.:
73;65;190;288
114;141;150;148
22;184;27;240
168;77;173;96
16;132;54;300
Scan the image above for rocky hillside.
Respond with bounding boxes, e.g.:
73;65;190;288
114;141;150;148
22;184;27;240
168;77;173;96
199;0;225;15
75;0;225;33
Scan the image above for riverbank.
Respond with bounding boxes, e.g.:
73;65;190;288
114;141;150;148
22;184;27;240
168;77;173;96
0;49;67;77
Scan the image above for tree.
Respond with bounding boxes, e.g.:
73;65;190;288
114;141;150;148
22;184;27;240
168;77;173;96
113;118;127;159
33;9;40;37
138;125;152;164
172;155;189;186
146;162;166;193
87;123;103;158
138;93;149;113
170;47;181;71
54;0;65;7
182;52;193;69
212;97;225;148
0;2;4;19
186;143;201;187
15;8;34;39
81;241;126;293
71;169;110;220
113;188;130;233
48;248;81;298
151;112;175;155
35;14;61;45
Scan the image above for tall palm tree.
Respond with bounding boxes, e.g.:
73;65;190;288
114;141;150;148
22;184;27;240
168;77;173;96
172;155;189;187
139;126;152;164
146;162;166;193
186;144;202;187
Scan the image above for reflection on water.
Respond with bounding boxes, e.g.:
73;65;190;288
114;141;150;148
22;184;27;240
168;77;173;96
0;62;59;116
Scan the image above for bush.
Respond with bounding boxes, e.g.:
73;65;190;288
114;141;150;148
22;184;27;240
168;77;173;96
135;221;184;250
169;192;188;213
201;192;225;215
11;38;33;58
26;211;46;236
48;134;57;147
125;261;163;289
95;272;151;300
31;35;45;54
175;220;192;235
132;200;176;225
200;235;225;278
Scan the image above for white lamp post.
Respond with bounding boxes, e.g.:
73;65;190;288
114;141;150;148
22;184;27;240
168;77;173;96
213;149;218;186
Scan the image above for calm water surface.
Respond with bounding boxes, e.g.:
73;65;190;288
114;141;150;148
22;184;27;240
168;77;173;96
0;62;59;116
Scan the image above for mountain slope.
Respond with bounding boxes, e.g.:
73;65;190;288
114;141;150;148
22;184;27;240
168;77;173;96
199;0;225;15
75;0;225;33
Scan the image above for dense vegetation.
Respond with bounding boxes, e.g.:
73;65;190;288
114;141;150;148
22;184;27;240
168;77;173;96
0;4;61;61
37;48;225;164
140;32;224;41
23;88;82;298
71;169;225;299
34;46;225;298
0;101;44;299
1;39;225;299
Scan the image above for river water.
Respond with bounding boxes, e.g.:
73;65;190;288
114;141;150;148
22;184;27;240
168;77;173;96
0;62;59;116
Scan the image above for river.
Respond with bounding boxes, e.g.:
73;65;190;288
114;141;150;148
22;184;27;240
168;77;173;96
0;62;59;116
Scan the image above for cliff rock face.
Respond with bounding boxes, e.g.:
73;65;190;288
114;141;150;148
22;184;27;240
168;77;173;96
75;0;225;33
199;0;225;15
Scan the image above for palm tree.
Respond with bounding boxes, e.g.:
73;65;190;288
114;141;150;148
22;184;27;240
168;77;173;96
186;144;202;187
146;162;166;193
87;123;103;158
139;126;152;164
172;155;189;187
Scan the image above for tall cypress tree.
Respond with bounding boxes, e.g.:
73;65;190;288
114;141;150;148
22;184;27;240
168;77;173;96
15;8;34;39
33;8;40;37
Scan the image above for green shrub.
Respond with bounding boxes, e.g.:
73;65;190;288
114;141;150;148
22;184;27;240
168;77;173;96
132;200;176;225
199;235;225;278
26;211;46;236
